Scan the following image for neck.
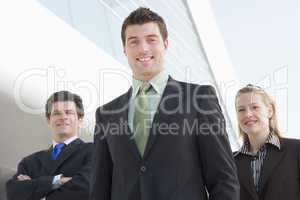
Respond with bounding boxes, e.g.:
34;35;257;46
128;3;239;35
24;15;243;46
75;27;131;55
134;74;153;82
134;70;163;81
53;134;76;144
247;129;270;154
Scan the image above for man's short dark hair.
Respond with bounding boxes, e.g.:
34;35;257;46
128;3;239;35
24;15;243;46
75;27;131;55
121;7;168;46
45;91;84;119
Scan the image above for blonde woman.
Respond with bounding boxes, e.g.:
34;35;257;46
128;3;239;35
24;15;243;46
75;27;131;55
234;84;300;200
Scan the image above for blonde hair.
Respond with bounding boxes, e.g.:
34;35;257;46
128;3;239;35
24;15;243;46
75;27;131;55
235;84;282;142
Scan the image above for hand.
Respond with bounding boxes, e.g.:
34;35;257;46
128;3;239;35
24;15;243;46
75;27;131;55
17;174;31;181
60;176;72;185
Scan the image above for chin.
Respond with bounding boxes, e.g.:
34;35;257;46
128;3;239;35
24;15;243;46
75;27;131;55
241;127;253;135
245;128;261;136
54;132;70;137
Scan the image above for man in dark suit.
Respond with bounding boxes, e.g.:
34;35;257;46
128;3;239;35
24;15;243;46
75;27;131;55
6;91;92;200
90;7;239;200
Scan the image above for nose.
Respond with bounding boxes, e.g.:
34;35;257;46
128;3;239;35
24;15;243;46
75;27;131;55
244;108;253;117
59;112;68;119
138;40;150;53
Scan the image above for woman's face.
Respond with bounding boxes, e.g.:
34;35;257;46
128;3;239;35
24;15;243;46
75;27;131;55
236;92;273;137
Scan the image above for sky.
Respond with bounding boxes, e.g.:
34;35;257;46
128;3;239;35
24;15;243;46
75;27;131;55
210;0;300;138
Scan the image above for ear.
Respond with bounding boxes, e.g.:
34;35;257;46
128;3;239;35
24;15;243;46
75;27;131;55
163;38;169;49
268;104;274;119
78;118;83;128
123;45;127;56
47;118;51;127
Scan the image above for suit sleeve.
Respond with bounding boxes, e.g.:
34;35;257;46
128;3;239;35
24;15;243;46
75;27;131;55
6;158;54;200
45;143;93;200
195;85;240;200
90;107;113;200
297;141;300;184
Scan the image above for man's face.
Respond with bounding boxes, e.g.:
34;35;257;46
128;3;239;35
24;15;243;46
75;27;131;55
123;22;168;81
47;101;81;141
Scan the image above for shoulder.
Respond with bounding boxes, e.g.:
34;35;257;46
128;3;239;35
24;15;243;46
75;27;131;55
80;142;93;158
169;78;217;95
96;89;131;115
170;78;215;91
280;137;300;150
281;137;300;144
65;140;93;161
82;142;93;152
19;149;48;164
74;139;93;152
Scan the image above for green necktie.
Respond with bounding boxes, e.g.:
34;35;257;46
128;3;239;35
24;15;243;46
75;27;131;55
133;82;151;155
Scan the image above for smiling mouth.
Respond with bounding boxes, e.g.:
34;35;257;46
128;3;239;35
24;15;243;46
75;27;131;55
136;56;154;62
244;120;257;126
56;123;70;127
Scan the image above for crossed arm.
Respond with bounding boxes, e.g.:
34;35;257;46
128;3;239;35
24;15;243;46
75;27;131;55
6;159;57;200
16;174;71;184
6;150;92;200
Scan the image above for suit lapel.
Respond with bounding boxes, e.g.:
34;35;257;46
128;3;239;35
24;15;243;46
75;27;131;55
39;148;55;174
50;138;83;174
259;142;286;193
116;88;143;161
237;155;259;200
143;77;179;159
121;77;181;160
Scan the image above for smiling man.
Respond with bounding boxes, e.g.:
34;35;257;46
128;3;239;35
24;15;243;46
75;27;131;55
6;91;92;200
123;20;168;81
91;7;239;200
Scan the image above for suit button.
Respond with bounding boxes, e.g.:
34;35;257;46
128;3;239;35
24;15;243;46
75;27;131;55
140;166;146;173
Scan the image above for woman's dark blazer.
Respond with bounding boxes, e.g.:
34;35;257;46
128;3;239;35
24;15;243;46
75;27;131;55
234;138;300;200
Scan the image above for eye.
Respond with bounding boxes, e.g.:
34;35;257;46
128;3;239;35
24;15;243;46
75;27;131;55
238;108;245;112
128;39;138;46
252;105;259;110
51;111;61;116
147;37;157;43
66;110;75;115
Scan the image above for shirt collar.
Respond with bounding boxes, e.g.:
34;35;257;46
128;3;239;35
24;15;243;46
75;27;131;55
238;133;281;156
132;70;169;98
52;135;78;148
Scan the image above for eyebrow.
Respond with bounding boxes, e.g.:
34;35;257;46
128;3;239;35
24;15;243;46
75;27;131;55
248;102;259;105
146;34;159;38
127;34;159;42
65;109;75;112
237;102;259;108
52;109;75;112
127;36;138;42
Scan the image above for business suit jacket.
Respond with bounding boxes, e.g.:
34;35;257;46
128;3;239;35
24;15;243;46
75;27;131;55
6;138;92;200
91;77;239;200
234;138;300;200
